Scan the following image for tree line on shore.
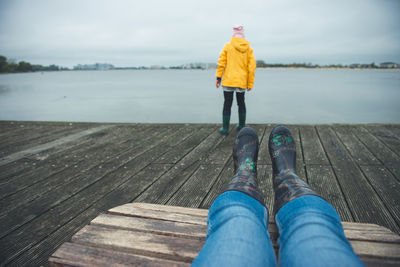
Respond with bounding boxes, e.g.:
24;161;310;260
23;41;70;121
1;54;398;74
0;55;66;73
256;60;399;69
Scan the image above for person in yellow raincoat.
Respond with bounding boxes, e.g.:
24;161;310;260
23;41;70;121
216;25;256;135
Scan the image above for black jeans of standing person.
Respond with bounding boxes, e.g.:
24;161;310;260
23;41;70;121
220;91;246;135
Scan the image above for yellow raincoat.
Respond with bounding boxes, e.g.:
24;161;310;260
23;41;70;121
216;37;256;89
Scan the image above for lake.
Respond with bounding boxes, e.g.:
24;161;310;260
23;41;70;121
0;68;399;124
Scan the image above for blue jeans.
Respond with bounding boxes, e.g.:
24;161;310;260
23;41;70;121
192;191;364;267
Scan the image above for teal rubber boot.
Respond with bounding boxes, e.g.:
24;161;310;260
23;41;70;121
219;115;230;136
236;112;246;131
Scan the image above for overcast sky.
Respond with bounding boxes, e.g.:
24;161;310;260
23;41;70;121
0;0;399;68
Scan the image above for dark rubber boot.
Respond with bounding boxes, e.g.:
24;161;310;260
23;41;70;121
269;126;320;214
222;127;265;205
236;112;246;131
219;115;230;136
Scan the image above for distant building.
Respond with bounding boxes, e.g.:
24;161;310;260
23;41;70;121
181;63;217;69
380;62;398;68
73;63;114;70
349;64;361;68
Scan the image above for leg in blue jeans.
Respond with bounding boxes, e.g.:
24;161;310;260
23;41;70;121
276;195;364;267
192;191;276;267
193;127;275;266
270;126;364;266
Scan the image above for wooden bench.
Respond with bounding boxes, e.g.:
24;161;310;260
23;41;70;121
49;203;400;267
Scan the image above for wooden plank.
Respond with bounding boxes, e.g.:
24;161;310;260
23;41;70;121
0;125;113;166
91;213;207;240
334;125;381;166
365;125;400;157
306;165;353;221
204;125;236;165
257;165;275;214
167;164;224;207
350;240;400;260
350;125;400;181
0;126;140;200
256;124;272;165
135;129;224;204
0;126;89;157
49;242;189;267
108;204;207;226
199;158;234;209
344;229;400;243
154;126;211;164
0;125;127;181
71;225;203;262
0;124;39;139
360;165;400;229
341;222;394;232
291;126;307;181
0;124;62;148
129;203;209;217
383;124;400;139
316;126;400;233
299;125;330;165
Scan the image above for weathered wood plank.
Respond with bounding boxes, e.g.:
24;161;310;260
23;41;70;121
49;242;189;267
154;127;213;164
316;126;399;233
257;165;275;214
350;125;400;181
299;125;330;165
365;125;400;157
0;126;90;158
0;125;113;166
167;164;224;207
130;203;209;217
0;124;62;149
350;240;400;260
256;124;272;165
199;158;234;209
306;165;353;221
204;125;236;165
72;225;203;262
109;204;207;226
0;126;140;201
291;126;307;181
135;129;224;204
334;125;380;166
0;125;124;181
360;165;400;228
92;213;207;239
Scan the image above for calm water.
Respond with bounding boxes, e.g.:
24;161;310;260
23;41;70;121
0;69;399;124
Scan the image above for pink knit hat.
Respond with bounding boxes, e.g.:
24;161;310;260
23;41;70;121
232;25;245;38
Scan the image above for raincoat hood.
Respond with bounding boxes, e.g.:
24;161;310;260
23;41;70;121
230;37;250;53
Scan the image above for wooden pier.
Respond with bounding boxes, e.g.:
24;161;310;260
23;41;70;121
0;121;399;266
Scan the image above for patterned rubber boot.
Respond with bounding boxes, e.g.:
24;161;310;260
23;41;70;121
222;127;265;205
269;126;320;214
236;112;246;131
219;115;230;136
